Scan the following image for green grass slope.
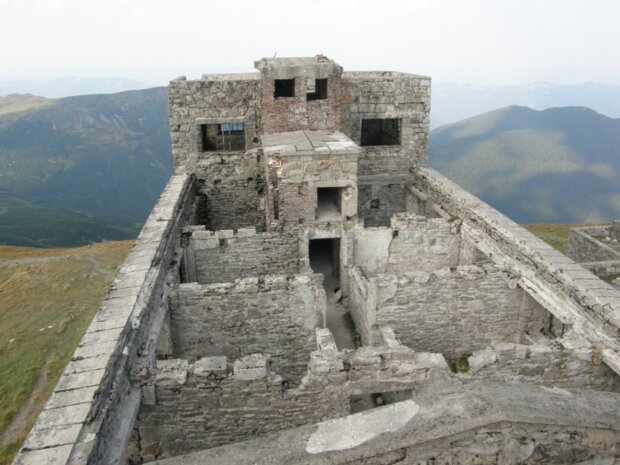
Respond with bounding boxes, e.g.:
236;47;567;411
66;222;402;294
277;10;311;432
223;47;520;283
0;89;172;247
0;241;132;464
429;106;620;223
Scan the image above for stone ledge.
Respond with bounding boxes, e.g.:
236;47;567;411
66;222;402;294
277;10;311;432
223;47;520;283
149;383;620;465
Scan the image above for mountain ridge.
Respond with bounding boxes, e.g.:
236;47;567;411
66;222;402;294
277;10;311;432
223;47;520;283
0;87;173;247
429;105;620;223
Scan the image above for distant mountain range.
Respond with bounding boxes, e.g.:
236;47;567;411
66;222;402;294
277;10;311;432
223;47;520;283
1;84;619;246
429;106;620;224
0;77;151;99
431;82;620;128
0;89;172;247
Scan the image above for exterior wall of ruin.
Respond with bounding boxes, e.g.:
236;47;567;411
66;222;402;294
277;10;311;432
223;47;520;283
168;75;266;231
169;274;325;383
567;225;620;263
341;72;431;175
580;260;620;284
186;228;300;284
460;340;620;392
168;74;260;169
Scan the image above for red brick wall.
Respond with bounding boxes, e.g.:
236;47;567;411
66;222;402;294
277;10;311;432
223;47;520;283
260;76;342;134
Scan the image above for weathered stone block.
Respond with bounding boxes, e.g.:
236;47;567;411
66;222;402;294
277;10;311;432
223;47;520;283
234;354;268;381
194;356;228;377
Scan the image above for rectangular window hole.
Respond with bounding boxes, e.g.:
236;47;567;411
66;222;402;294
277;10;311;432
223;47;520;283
360;118;400;146
307;78;328;101
274;79;295;98
316;187;341;221
201;123;245;152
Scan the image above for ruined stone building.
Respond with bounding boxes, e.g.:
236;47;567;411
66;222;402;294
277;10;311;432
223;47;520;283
14;56;620;465
568;221;620;291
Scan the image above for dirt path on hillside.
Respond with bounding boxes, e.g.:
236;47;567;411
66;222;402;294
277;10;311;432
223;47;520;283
0;356;52;449
0;255;66;267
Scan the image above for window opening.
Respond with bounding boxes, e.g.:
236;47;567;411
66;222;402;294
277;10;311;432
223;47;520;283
316;187;341;221
201;123;245;152
307;78;328;101
360;118;400;146
274;79;295;98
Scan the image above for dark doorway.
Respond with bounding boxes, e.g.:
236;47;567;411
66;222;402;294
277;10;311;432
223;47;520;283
309;238;340;288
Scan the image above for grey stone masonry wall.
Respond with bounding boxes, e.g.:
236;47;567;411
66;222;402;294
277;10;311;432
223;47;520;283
411;167;620;375
385;213;460;274
460;337;620;392
193;151;266;231
515;291;555;341
375;265;522;357
350;214;461;279
168;74;260;170
567;225;620;263
357;180;408;227
14;174;194;465
149;384;620;465
580;260;620;283
349;264;523;356
131;329;448;463
188;227;300;284
169;273;325;384
341;71;431;175
131;355;338;464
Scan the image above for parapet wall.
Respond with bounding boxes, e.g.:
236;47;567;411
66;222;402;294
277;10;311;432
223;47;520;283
186;227;300;284
14;174;195;465
567;225;620;263
169;273;325;384
410;167;620;375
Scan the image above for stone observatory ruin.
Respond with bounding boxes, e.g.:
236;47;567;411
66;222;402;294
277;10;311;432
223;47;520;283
14;56;620;465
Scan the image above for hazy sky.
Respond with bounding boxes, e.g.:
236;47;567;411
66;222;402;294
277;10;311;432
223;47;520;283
2;0;620;85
